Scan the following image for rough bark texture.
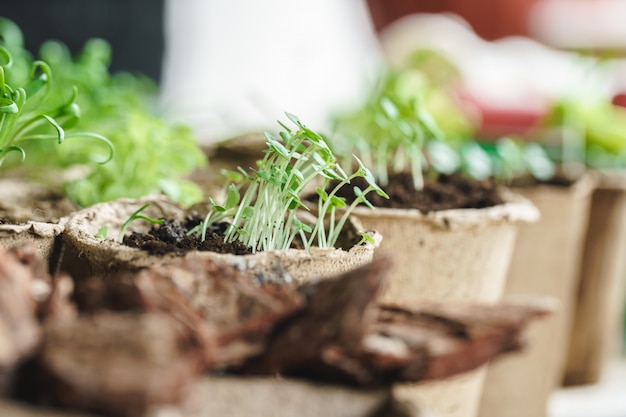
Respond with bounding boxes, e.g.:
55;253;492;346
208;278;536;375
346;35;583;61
39;312;202;417
73;253;305;368
0;245;46;394
241;272;553;386
0;245;551;417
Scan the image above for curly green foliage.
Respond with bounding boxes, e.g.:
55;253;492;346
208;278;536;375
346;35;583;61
0;18;205;207
0;25;112;169
64;110;205;207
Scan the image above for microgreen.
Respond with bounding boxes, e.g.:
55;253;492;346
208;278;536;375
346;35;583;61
192;114;387;253
332;69;454;191
118;203;164;243
0;18;205;207
0;43;113;168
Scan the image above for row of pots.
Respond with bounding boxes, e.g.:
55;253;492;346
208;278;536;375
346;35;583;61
348;170;626;417
1;170;626;417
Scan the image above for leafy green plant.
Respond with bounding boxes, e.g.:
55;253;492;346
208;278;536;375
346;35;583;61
0;18;205;207
540;97;626;171
189;113;388;253
332;68;474;190
478;138;555;184
0;42;113;169
333;66;558;188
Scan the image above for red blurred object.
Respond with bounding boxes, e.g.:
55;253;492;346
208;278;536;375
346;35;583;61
612;93;626;108
477;103;546;138
457;91;547;139
366;0;541;40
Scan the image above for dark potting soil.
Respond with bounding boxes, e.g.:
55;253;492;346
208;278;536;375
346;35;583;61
123;216;252;256
331;172;503;212
511;173;578;188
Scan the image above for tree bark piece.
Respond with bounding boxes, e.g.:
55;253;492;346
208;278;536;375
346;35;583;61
73;253;305;368
39;312;202;417
0;245;45;393
241;258;553;387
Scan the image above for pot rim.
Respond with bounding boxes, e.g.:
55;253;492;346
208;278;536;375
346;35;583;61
350;188;540;231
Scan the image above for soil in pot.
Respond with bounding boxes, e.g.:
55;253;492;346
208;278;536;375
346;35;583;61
121;215;363;257
123;217;253;256
332;172;504;212
61;196;379;284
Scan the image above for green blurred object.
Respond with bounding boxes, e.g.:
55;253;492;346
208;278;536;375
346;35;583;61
0;18;206;207
542;97;626;170
331;50;555;187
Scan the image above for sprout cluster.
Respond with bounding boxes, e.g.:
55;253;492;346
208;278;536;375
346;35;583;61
189;113;388;253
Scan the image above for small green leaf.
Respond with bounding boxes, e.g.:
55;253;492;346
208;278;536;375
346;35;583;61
23;60;52;98
353;186;375;209
329;195;346;209
358;231;375;245
285;112;300;126
209;197;226;212
0;145;26;161
224;183;241;209
316;187;329;201
293;217;313;234
118;203;164;243
241;207;255;218
221;169;244;183
0;97;18;114
380;97;399;120
41;115;64;144
94;225;108;239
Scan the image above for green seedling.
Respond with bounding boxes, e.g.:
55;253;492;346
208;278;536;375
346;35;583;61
0;18;203;207
118;203;164;243
191;113;388;253
94;225;108;239
0;45;113;168
333;69;448;191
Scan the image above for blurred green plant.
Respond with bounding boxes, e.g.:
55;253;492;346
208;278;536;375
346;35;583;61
0;32;112;172
331;64;555;188
0;17;206;207
332;68;458;190
542;97;626;170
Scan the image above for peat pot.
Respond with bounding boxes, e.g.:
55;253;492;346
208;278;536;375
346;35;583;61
0;178;75;268
348;190;539;417
61;196;381;284
0;375;400;417
479;173;596;417
563;170;626;386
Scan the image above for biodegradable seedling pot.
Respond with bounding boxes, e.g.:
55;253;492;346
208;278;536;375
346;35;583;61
563;170;626;386
0;178;75;268
347;190;539;417
61;196;381;284
479;173;596;417
0;376;394;417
